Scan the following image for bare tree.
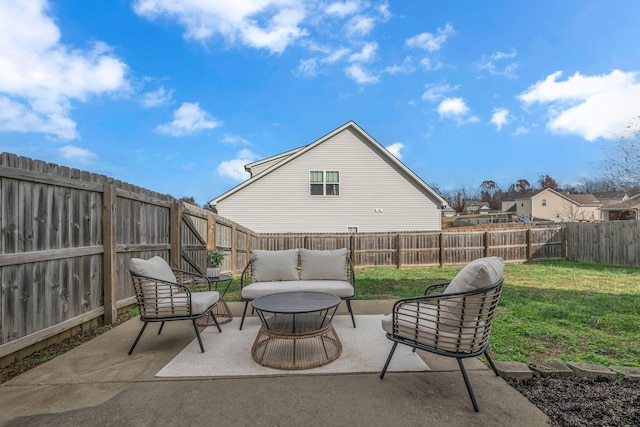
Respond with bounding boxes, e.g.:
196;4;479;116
479;180;502;210
508;179;531;193
604;116;640;188
538;174;558;190
178;196;197;205
555;200;591;222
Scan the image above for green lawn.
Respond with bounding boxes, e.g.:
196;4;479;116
222;260;640;367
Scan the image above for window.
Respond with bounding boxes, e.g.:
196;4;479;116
542;199;547;206
309;170;339;196
347;226;358;233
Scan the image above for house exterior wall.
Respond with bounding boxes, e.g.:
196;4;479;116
215;128;443;233
516;198;533;220
523;189;599;222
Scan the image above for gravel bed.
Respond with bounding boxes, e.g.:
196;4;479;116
508;375;640;426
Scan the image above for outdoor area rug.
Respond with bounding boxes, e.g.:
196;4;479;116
156;315;430;377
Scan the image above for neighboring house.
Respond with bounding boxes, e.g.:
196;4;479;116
596;191;640;220
208;121;446;233
442;204;456;217
463;200;490;215
514;188;601;222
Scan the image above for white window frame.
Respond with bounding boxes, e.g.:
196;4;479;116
309;170;340;196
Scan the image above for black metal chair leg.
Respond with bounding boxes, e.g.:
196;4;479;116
484;350;499;376
346;299;356;327
128;322;148;355
210;309;222;333
239;301;250;330
192;319;205;353
380;341;398;379
457;358;480;412
158;321;165;335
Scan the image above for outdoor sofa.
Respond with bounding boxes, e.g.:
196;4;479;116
239;248;356;329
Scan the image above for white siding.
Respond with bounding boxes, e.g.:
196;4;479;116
216;128;442;233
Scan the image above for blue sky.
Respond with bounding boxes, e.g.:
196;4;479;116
2;1;640;206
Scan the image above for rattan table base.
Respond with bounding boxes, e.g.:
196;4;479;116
197;298;233;326
251;319;342;370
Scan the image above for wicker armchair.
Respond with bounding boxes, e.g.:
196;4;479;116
128;256;222;355
380;257;504;412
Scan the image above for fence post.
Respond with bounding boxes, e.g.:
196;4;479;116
350;234;356;267
102;183;117;325
439;232;445;267
231;222;237;275
396;233;402;269
526;227;532;261
170;202;182;268
207;213;216;250
484;231;490;257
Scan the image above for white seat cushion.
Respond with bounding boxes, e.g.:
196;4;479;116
381;303;487;353
242;280;354;300
191;291;220;315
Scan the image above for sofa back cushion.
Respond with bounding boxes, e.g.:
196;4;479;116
300;248;348;281
251;249;300;282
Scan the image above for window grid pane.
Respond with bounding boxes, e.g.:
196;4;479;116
326;171;339;183
310;171;324;183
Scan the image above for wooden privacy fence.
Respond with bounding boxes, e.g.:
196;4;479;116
257;225;566;268
566;220;640;267
0;153;257;362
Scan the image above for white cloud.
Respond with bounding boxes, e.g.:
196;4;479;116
345;15;375;36
156;102;222;136
490;108;509;131
345;64;378;84
478;48;518;78
422;83;458;102
221;133;251;145
419;57;443;72
0;0;129;140
325;1;360;17
513;126;530;136
348;42;377;63
437;97;479;124
385;142;404;159
141;86;173;108
406;23;454;52
294;58;319;78
133;0;307;54
217;149;259;180
519;69;640;141
58;145;98;164
383;56;415;75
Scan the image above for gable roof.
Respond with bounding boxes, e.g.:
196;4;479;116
209;121;446;206
516;188;601;206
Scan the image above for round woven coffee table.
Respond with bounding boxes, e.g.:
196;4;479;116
251;291;342;370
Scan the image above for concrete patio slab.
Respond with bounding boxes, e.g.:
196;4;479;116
0;300;550;427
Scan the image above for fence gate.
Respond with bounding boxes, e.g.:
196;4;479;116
180;209;208;274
